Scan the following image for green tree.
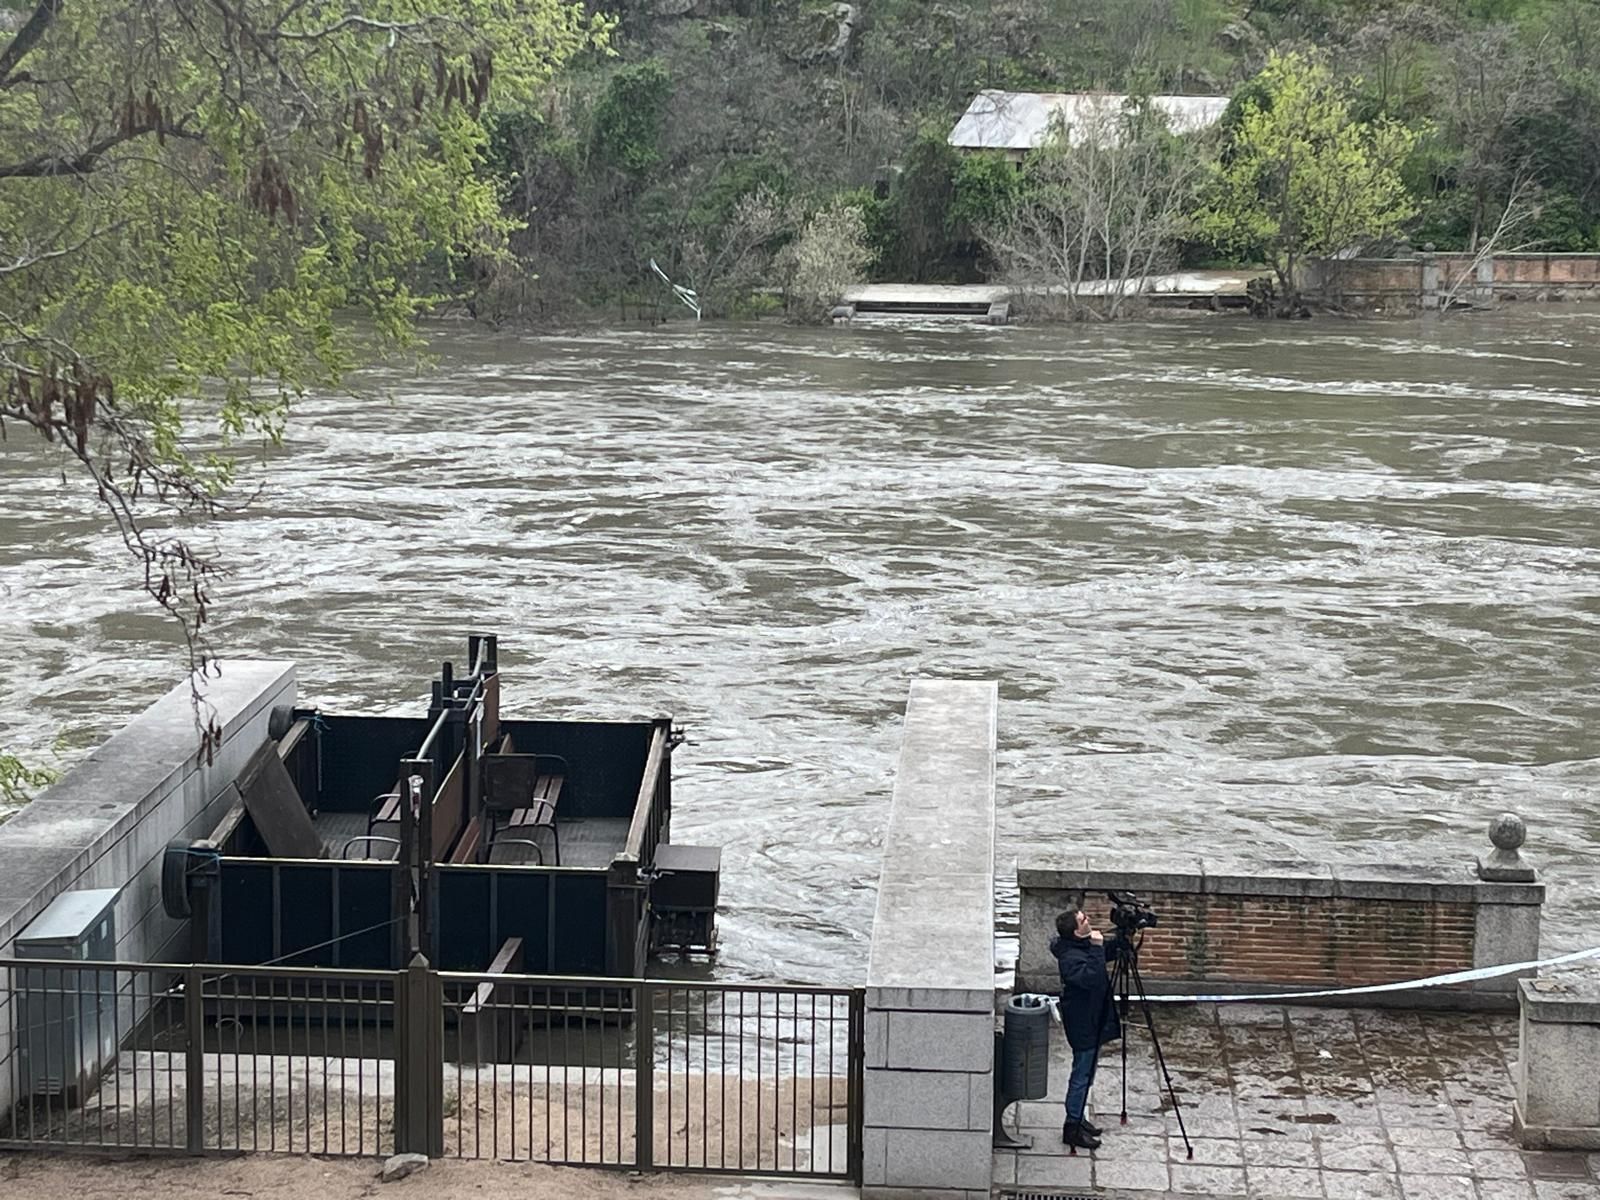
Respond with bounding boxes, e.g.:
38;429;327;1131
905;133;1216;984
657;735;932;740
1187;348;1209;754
591;61;673;174
0;0;604;732
1197;51;1421;313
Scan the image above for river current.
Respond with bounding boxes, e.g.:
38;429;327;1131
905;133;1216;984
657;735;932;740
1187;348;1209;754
2;310;1598;980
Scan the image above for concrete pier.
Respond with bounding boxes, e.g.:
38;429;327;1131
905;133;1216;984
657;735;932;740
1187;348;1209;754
863;679;998;1200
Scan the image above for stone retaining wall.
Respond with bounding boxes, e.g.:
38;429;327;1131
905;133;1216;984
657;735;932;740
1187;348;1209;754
1017;854;1542;1010
1517;964;1600;1149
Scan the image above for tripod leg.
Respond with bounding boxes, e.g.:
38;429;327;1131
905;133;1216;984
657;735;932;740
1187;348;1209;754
1128;956;1193;1159
1113;956;1130;1124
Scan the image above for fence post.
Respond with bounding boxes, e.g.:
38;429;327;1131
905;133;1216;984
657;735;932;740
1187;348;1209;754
394;953;444;1157
634;983;653;1169
847;987;864;1184
184;967;206;1152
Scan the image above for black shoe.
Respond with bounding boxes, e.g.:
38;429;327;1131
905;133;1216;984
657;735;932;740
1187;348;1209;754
1081;1116;1103;1137
1062;1121;1101;1150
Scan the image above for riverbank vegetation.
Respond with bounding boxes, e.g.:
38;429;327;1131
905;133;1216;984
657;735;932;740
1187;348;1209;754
472;0;1600;320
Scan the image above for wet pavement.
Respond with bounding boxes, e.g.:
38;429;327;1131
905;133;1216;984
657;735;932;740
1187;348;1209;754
992;1003;1600;1199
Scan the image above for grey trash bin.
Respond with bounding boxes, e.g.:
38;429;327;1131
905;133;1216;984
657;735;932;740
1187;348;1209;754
1001;994;1052;1102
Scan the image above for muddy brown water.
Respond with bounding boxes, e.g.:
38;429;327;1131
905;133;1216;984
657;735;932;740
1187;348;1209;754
2;310;1598;981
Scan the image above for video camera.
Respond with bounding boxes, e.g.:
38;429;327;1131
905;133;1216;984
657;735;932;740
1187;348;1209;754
1107;889;1158;935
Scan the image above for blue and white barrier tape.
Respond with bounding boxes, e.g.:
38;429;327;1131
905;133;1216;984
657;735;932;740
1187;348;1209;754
1016;943;1600;1008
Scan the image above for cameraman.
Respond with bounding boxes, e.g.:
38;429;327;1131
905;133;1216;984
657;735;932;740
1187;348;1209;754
1050;907;1121;1150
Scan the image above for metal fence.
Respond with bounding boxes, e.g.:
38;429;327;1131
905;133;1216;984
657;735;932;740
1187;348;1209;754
0;959;862;1181
0;961;397;1156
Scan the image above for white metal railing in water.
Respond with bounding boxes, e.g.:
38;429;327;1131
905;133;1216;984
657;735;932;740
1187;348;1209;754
649;260;701;320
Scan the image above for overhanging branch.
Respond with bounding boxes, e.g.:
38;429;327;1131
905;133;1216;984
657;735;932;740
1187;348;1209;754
0;122;201;179
0;0;61;88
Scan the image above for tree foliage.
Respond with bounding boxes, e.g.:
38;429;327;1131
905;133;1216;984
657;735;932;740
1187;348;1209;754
0;752;56;807
591;60;673;173
0;0;603;738
1197;50;1420;308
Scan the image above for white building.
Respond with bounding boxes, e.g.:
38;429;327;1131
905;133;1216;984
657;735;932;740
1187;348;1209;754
947;89;1230;163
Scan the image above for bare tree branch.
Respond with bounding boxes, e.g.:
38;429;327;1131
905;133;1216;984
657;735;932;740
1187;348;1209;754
0;223;128;276
0;0;62;88
0;121;202;179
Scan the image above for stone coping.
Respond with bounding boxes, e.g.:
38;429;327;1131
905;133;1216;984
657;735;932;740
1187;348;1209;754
866;680;997;1009
1520;965;1600;1023
1019;854;1544;906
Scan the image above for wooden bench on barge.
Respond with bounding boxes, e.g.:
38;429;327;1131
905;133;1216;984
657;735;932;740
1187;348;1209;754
345;738;566;865
479;751;567;865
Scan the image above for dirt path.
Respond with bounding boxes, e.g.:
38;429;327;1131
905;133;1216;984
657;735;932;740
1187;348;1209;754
0;1152;857;1200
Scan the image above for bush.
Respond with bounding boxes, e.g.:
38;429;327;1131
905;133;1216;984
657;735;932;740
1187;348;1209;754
783;201;875;322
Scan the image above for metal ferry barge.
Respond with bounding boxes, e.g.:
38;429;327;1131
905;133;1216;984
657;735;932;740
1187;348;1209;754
161;634;721;977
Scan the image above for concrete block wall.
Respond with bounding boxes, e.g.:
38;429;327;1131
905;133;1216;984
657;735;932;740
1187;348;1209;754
1018;855;1542;1010
0;661;296;1116
863;679;998;1200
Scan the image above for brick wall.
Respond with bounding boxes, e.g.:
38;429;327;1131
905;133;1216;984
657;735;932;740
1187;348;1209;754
1068;890;1475;989
1017;856;1544;1010
1305;253;1600;309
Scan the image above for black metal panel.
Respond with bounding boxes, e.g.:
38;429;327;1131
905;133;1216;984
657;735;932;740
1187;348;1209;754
215;860;397;968
491;870;551;973
434;869;493;971
497;720;652;820
551;873;608;975
337;865;397;968
316;715;434;813
277;864;335;965
217;862;275;964
433;865;610;974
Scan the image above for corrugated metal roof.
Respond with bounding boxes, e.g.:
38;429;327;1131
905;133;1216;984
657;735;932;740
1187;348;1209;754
948;90;1229;151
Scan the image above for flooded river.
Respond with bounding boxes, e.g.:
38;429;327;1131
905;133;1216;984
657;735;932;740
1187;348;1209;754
3;310;1598;981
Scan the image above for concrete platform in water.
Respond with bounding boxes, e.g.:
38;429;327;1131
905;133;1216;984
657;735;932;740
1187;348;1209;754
837;272;1257;319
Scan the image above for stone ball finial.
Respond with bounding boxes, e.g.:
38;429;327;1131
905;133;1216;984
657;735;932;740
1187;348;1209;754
1478;811;1535;882
1489;812;1526;853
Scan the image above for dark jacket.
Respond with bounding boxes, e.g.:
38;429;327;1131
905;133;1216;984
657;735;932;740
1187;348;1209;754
1052;933;1122;1051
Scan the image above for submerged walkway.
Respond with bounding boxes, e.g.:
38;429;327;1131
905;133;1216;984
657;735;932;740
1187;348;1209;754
993;1002;1599;1199
839;272;1255;316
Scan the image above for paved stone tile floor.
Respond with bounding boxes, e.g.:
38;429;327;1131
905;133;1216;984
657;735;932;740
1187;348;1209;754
991;1003;1600;1200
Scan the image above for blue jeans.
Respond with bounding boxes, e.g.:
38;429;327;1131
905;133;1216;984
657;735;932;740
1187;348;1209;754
1063;1046;1099;1123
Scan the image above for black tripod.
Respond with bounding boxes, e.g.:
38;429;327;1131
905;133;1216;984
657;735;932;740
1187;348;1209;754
1074;928;1193;1158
